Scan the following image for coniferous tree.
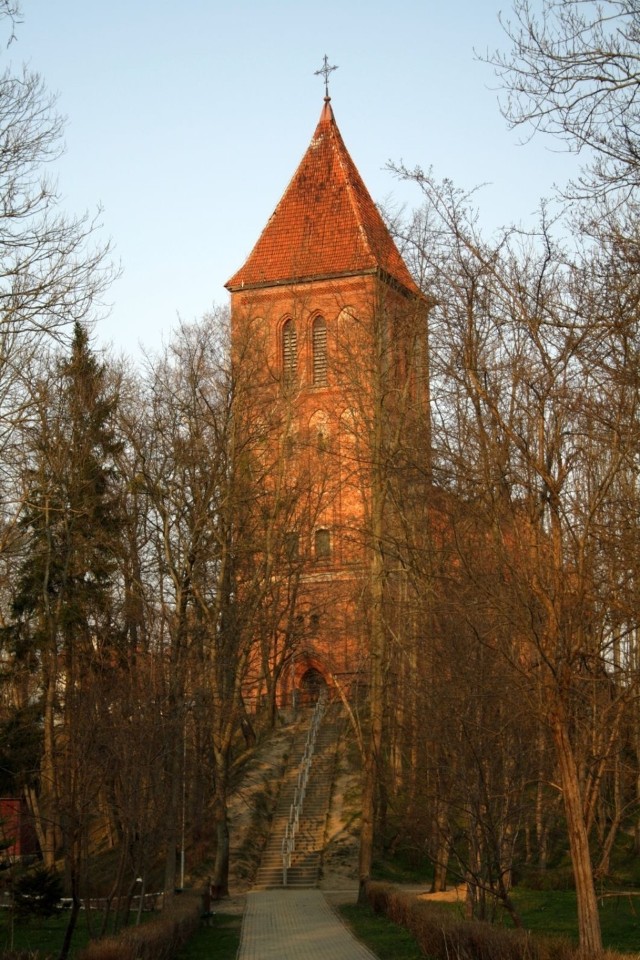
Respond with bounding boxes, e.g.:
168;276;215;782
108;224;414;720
7;322;123;960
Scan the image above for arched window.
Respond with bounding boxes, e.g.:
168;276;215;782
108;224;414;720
314;528;331;561
312;316;327;386
282;319;297;382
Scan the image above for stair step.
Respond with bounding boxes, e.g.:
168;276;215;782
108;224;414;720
252;705;342;890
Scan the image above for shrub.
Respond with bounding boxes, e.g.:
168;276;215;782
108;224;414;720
76;891;201;960
365;882;580;960
11;866;62;919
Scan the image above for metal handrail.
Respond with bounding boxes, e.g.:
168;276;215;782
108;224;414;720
282;691;327;885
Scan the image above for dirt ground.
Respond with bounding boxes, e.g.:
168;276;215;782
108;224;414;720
418;884;467;903
226;720;295;894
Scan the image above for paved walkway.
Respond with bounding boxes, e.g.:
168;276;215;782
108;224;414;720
236;889;379;960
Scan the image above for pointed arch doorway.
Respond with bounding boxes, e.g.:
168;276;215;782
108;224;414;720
299;666;328;706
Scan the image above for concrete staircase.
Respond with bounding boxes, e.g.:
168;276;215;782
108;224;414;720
253;702;341;889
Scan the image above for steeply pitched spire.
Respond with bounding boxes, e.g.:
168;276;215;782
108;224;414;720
225;100;421;296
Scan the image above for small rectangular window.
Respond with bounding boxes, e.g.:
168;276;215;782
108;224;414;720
314;528;331;561
284;531;299;562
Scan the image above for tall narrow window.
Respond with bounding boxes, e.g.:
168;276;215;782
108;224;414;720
282;319;297;382
284;531;299;562
312;316;327;386
309;410;329;454
315;527;331;561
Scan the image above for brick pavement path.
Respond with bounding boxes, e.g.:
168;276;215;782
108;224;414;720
236;889;379;960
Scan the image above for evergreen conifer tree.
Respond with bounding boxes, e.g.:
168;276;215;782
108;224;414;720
7;322;123;959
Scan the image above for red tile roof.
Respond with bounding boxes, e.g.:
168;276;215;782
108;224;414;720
225;99;421;296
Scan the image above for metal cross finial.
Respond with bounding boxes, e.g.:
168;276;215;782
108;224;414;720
315;54;338;99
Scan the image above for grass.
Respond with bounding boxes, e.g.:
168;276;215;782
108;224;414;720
173;913;241;960
0;906;161;958
372;851;434;886
512;887;640;954
0;910;243;960
338;902;431;960
372;836;640;955
428;885;640;954
0;911;93;957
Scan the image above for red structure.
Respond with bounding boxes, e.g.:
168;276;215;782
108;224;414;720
226;95;428;706
0;797;37;861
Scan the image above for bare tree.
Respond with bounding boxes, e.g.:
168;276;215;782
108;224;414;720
121;309;309;896
0;3;114;662
327;281;431;901
388;164;640;956
488;0;640;205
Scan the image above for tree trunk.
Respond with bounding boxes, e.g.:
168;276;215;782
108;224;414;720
551;709;603;957
41;659;58;869
358;472;385;905
163;733;181;899
635;688;640;855
212;789;230;897
535;772;549;870
358;745;377;905
431;801;449;893
58;884;81;960
25;785;46;861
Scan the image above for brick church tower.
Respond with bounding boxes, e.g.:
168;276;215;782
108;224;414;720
226;94;428;708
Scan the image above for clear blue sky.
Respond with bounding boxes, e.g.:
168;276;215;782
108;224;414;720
10;1;573;361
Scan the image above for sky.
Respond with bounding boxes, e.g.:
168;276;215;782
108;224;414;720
8;1;577;362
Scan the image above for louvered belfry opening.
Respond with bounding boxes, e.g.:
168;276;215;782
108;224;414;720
283;319;297;382
312;316;327;386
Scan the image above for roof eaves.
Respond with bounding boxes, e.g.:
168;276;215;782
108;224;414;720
376;267;431;304
226;266;379;294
